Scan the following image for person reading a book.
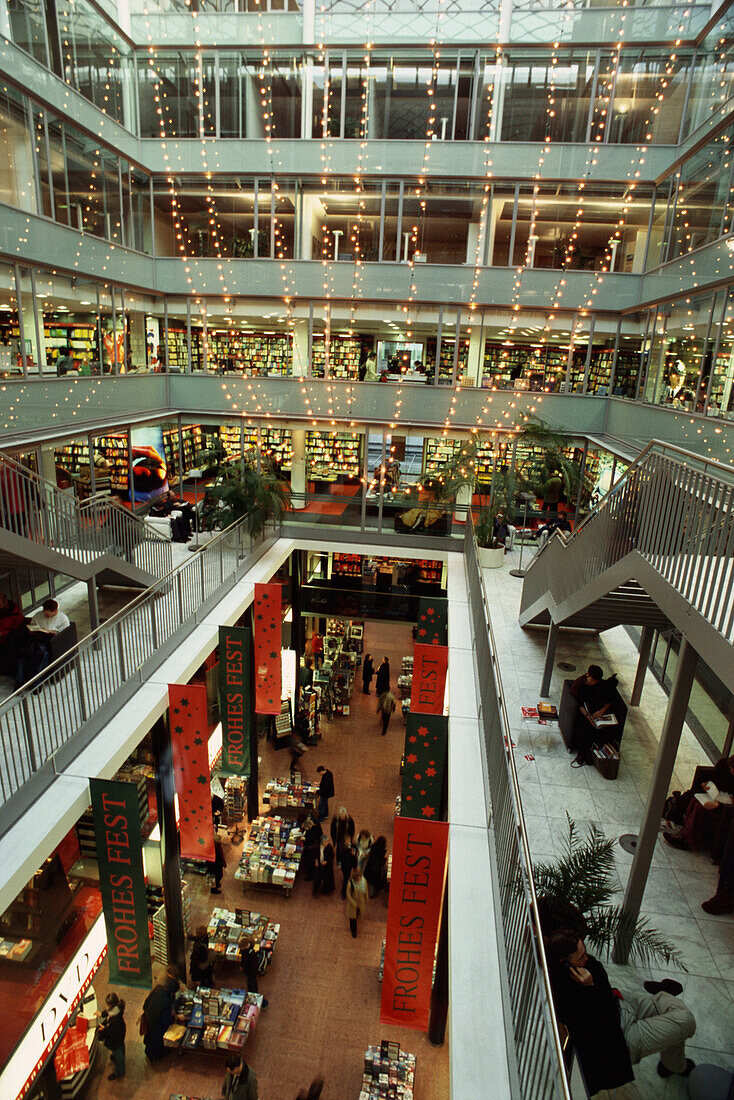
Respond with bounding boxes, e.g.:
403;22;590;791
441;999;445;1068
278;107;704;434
569;664;617;768
547;931;696;1094
663;755;734;852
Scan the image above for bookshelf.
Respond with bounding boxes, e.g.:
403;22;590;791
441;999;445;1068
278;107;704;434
209;331;291;375
332;553;362;577
55;434;129;491
0;853;76;966
415;559;443;583
307;431;361;477
311;335;362;379
426;337;469;382
166;325;203;372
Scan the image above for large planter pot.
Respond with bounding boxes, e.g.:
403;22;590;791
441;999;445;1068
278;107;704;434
478;545;505;569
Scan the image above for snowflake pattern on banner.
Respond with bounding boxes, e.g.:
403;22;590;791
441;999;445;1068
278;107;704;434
415;597;448;647
254;582;282;715
399;713;448;820
168;683;215;861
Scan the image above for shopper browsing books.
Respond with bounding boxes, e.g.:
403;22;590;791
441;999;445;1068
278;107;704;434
315;765;334;822
97;993;126;1081
346;867;368;938
189;926;214;987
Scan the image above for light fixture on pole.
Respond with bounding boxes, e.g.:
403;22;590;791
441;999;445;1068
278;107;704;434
509;492;536;578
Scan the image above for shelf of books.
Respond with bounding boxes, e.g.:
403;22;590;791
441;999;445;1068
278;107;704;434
166;325;203;372
423;437;496;485
425;337;469;382
360;1041;416;1100
481;342;567;389
332;552;362;578
312;334;361;378
209;331;291;375
54;435;129;490
307;431;361;477
610;350;640;397
415;559;443;584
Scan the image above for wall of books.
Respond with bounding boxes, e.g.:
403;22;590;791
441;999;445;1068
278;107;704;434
54;435;130;491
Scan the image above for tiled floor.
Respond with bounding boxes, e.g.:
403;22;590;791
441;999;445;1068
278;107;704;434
88;619;449;1100
482;547;734;1099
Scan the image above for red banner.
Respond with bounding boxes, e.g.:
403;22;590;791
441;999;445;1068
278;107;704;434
254;582;282;714
380;817;448;1031
54;1018;89;1081
168;684;215;861
411;644;448;715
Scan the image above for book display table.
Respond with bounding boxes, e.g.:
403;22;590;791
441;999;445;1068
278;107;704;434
359;1042;416;1099
207;906;279;968
234;816;304;896
164;987;263;1057
263;776;319;816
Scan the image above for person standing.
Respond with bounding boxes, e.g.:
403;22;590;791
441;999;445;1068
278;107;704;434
346;867;368;938
211;837;226;894
542;469;563;513
339;838;358;900
241;942;269;1009
377;690;396;736
356;828;374;871
312;837;335;896
330;806;355;857
141;965;179;1061
363;835;388;898
98;993;126;1080
311;630;323;668
315;765;334;822
375;656;390;697
223;1055;259;1100
362;653;374;694
189;926;214;987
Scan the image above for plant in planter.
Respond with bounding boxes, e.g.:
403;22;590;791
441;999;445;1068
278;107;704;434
533;817;685;970
202;458;290;538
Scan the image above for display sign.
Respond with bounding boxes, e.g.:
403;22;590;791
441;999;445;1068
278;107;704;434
254;582;282;715
90;778;152;989
415;597;447;646
399;713;448;820
168;683;215;861
218;624;251;776
0;914;107;1100
411;643;448;715
380;817;449;1031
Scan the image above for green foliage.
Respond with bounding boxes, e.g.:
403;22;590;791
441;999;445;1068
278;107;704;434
203;459;290;538
534;817;685;971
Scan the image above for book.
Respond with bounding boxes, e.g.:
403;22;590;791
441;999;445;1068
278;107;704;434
537;703;558;720
594;713;618;727
521;706;539;720
695;782;733;807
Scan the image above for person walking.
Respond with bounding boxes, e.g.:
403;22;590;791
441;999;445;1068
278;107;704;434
312;837;335;896
241;942;269;1009
315;765;334;822
98;993;126;1080
377;690;396;735
363;835;388;898
375;656;390;697
362;653;374;694
296;1079;324;1100
356;828;374;871
346;867;368;938
211;837;226;894
189;926;214;987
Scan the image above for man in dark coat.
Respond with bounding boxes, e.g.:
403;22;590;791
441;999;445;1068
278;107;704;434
362;653;374;694
569;664;615;766
315;765;334;821
375;657;390;697
547;932;695;1093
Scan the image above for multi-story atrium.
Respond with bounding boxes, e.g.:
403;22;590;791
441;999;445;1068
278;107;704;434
0;0;733;1097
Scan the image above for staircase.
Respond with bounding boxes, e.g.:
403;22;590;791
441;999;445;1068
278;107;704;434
0;453;172;588
519;442;734;684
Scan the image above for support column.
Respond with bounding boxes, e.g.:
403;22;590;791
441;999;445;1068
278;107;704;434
151;716;187;981
428;884;449;1046
454;480;473;527
630;625;654;707
292;318;309;377
247;618;260;821
615;638;697;962
291;549;304;661
465;312;485;387
291;428;307;510
540;621;558;698
86;578;99;633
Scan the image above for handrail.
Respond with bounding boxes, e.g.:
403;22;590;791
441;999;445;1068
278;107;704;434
0;510;274;819
0;451;172;580
464;514;572;1100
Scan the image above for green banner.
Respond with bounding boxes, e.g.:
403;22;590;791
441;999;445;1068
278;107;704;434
90;778;152;989
219;624;251;776
416;597;448;647
400;713;448;821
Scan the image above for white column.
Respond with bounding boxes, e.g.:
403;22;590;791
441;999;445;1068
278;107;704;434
300;192;323;261
22;304;46;372
291;428;307;510
465;324;485;387
0;0;11;40
292;319;309;377
454;480;474;524
39;446;56;484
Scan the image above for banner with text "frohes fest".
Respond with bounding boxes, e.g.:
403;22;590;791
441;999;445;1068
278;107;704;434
218;624;251;776
90;778;152;989
254;582;282;715
411;643;448;715
380;816;449;1031
168;683;215;861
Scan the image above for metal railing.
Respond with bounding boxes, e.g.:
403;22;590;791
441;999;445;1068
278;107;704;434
0;453;172;581
520;440;734;643
464;515;572;1100
0;513;276;828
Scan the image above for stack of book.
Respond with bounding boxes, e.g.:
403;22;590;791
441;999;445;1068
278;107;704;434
166;988;263;1054
263;776;319;810
206;906;279;967
234;816;304;890
359;1041;416;1099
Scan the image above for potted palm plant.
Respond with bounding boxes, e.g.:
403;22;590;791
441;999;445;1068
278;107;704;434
203;457;290;538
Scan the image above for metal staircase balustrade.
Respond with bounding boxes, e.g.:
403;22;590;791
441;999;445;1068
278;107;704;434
0;513;272;835
0;452;172;583
519;441;734;669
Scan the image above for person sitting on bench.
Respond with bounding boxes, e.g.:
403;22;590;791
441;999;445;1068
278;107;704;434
569;664;616;768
